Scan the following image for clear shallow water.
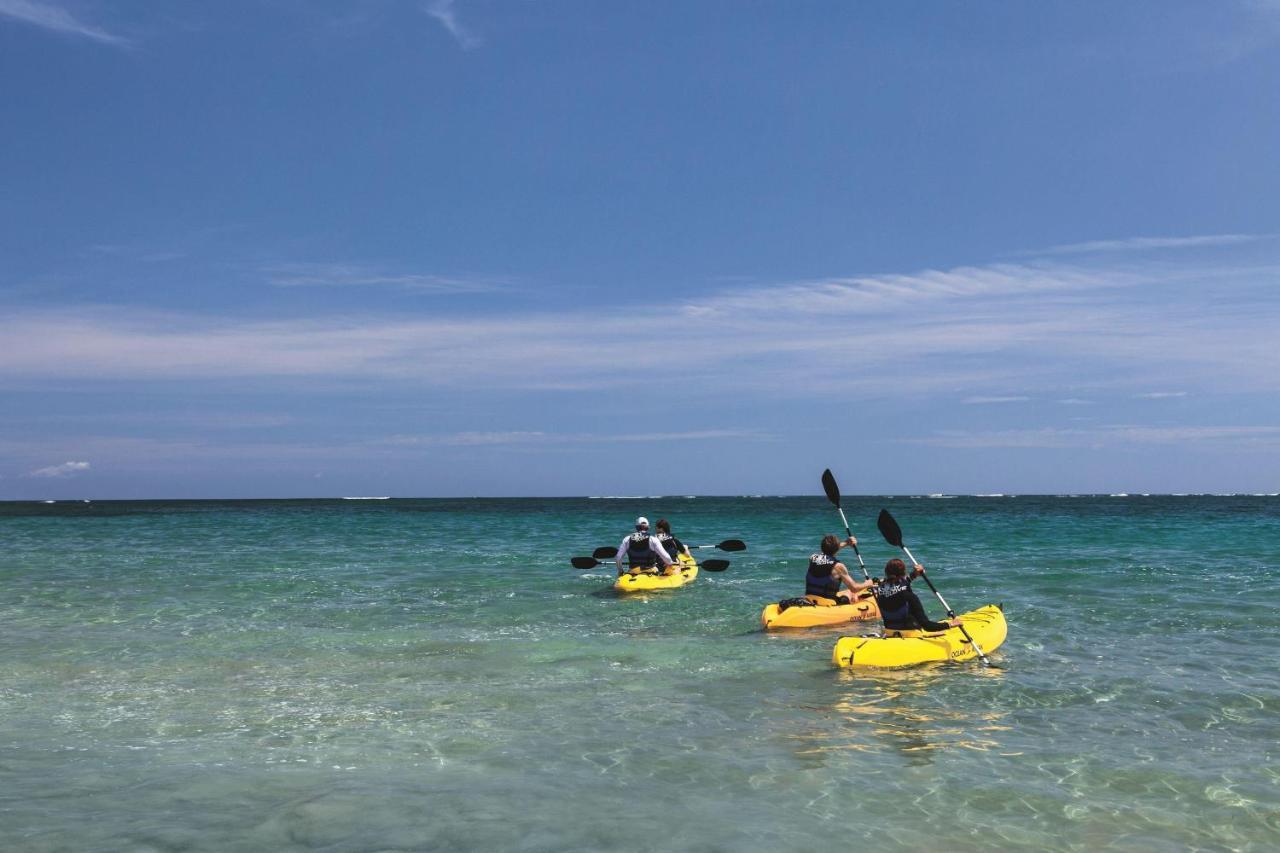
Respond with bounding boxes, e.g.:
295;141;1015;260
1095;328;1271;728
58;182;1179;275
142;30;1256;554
2;496;1278;852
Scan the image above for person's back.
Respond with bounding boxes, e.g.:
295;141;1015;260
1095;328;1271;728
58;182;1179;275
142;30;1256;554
804;534;859;603
871;558;956;632
654;518;688;567
614;516;674;575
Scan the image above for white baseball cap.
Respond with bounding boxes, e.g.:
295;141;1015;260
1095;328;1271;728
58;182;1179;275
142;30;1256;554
635;516;649;527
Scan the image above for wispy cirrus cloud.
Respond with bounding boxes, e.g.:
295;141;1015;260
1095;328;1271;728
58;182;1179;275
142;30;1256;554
962;395;1030;405
1036;233;1266;256
2;254;1277;403
425;0;479;49
905;425;1280;450
0;430;769;482
680;262;1140;318
263;262;505;294
0;0;127;45
27;460;91;478
378;429;770;447
1138;391;1188;399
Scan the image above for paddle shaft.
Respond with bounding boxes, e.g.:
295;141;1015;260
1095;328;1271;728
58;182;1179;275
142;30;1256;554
834;506;871;581
573;556;728;572
596;539;743;559
899;544;990;664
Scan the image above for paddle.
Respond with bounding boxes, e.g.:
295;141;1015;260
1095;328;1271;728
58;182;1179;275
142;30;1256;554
876;508;992;666
570;557;729;572
689;539;746;552
591;539;744;560
820;468;871;580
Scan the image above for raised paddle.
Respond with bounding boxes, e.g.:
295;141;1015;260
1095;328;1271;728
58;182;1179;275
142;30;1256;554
570;556;729;572
591;539;744;560
876;508;992;666
820;468;871;580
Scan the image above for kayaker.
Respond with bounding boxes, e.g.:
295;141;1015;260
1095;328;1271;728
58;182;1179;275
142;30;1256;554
614;517;676;576
653;519;691;562
804;534;864;604
848;559;960;631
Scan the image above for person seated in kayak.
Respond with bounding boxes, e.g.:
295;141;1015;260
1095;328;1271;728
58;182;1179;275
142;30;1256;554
614;516;676;576
848;559;960;631
805;534;865;604
654;519;691;564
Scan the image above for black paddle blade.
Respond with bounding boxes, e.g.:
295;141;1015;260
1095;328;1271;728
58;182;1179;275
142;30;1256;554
700;559;730;572
592;546;616;560
718;539;746;552
821;468;841;508
877;509;904;548
571;557;600;569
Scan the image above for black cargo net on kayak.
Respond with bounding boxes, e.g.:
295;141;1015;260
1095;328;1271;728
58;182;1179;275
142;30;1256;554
776;597;817;612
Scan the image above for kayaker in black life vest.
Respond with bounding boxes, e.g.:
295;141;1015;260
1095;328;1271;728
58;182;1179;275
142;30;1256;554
654;519;690;563
613;516;676;577
848;559;960;631
804;534;863;604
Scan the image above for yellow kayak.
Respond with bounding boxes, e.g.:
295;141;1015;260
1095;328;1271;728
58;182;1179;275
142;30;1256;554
832;605;1006;667
613;554;699;593
761;594;880;630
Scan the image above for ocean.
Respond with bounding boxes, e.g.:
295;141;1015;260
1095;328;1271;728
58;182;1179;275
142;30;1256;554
2;495;1278;851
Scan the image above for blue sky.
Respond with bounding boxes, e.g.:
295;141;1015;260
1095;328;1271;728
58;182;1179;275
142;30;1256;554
2;0;1279;498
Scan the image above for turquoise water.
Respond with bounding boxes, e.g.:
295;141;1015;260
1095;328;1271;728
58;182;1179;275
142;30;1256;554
2;495;1279;851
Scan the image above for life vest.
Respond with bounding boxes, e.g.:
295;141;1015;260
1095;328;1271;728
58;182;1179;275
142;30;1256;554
656;532;682;558
871;578;915;628
805;553;842;598
626;532;658;569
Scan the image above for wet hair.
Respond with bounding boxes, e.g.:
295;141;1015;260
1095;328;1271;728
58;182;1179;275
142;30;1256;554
820;534;840;556
656;519;671;534
884;558;907;579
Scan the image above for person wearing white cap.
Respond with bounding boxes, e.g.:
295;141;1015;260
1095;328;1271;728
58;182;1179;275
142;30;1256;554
614;516;675;576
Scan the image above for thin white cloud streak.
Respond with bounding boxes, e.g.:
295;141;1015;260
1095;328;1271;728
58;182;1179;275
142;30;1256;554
264;263;504;294
1;436;326;467
906;425;1280;450
2;258;1278;401
0;430;769;479
425;0;479;49
680;262;1138;318
378;429;770;447
0;411;295;429
962;396;1031;405
0;0;127;45
1037;234;1264;256
1138;391;1188;399
27;460;90;478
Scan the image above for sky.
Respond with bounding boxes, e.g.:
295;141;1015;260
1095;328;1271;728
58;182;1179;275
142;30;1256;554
1;0;1279;498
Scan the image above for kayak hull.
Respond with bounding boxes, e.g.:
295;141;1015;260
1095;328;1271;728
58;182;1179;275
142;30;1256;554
613;554;698;592
761;594;880;629
832;605;1006;667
